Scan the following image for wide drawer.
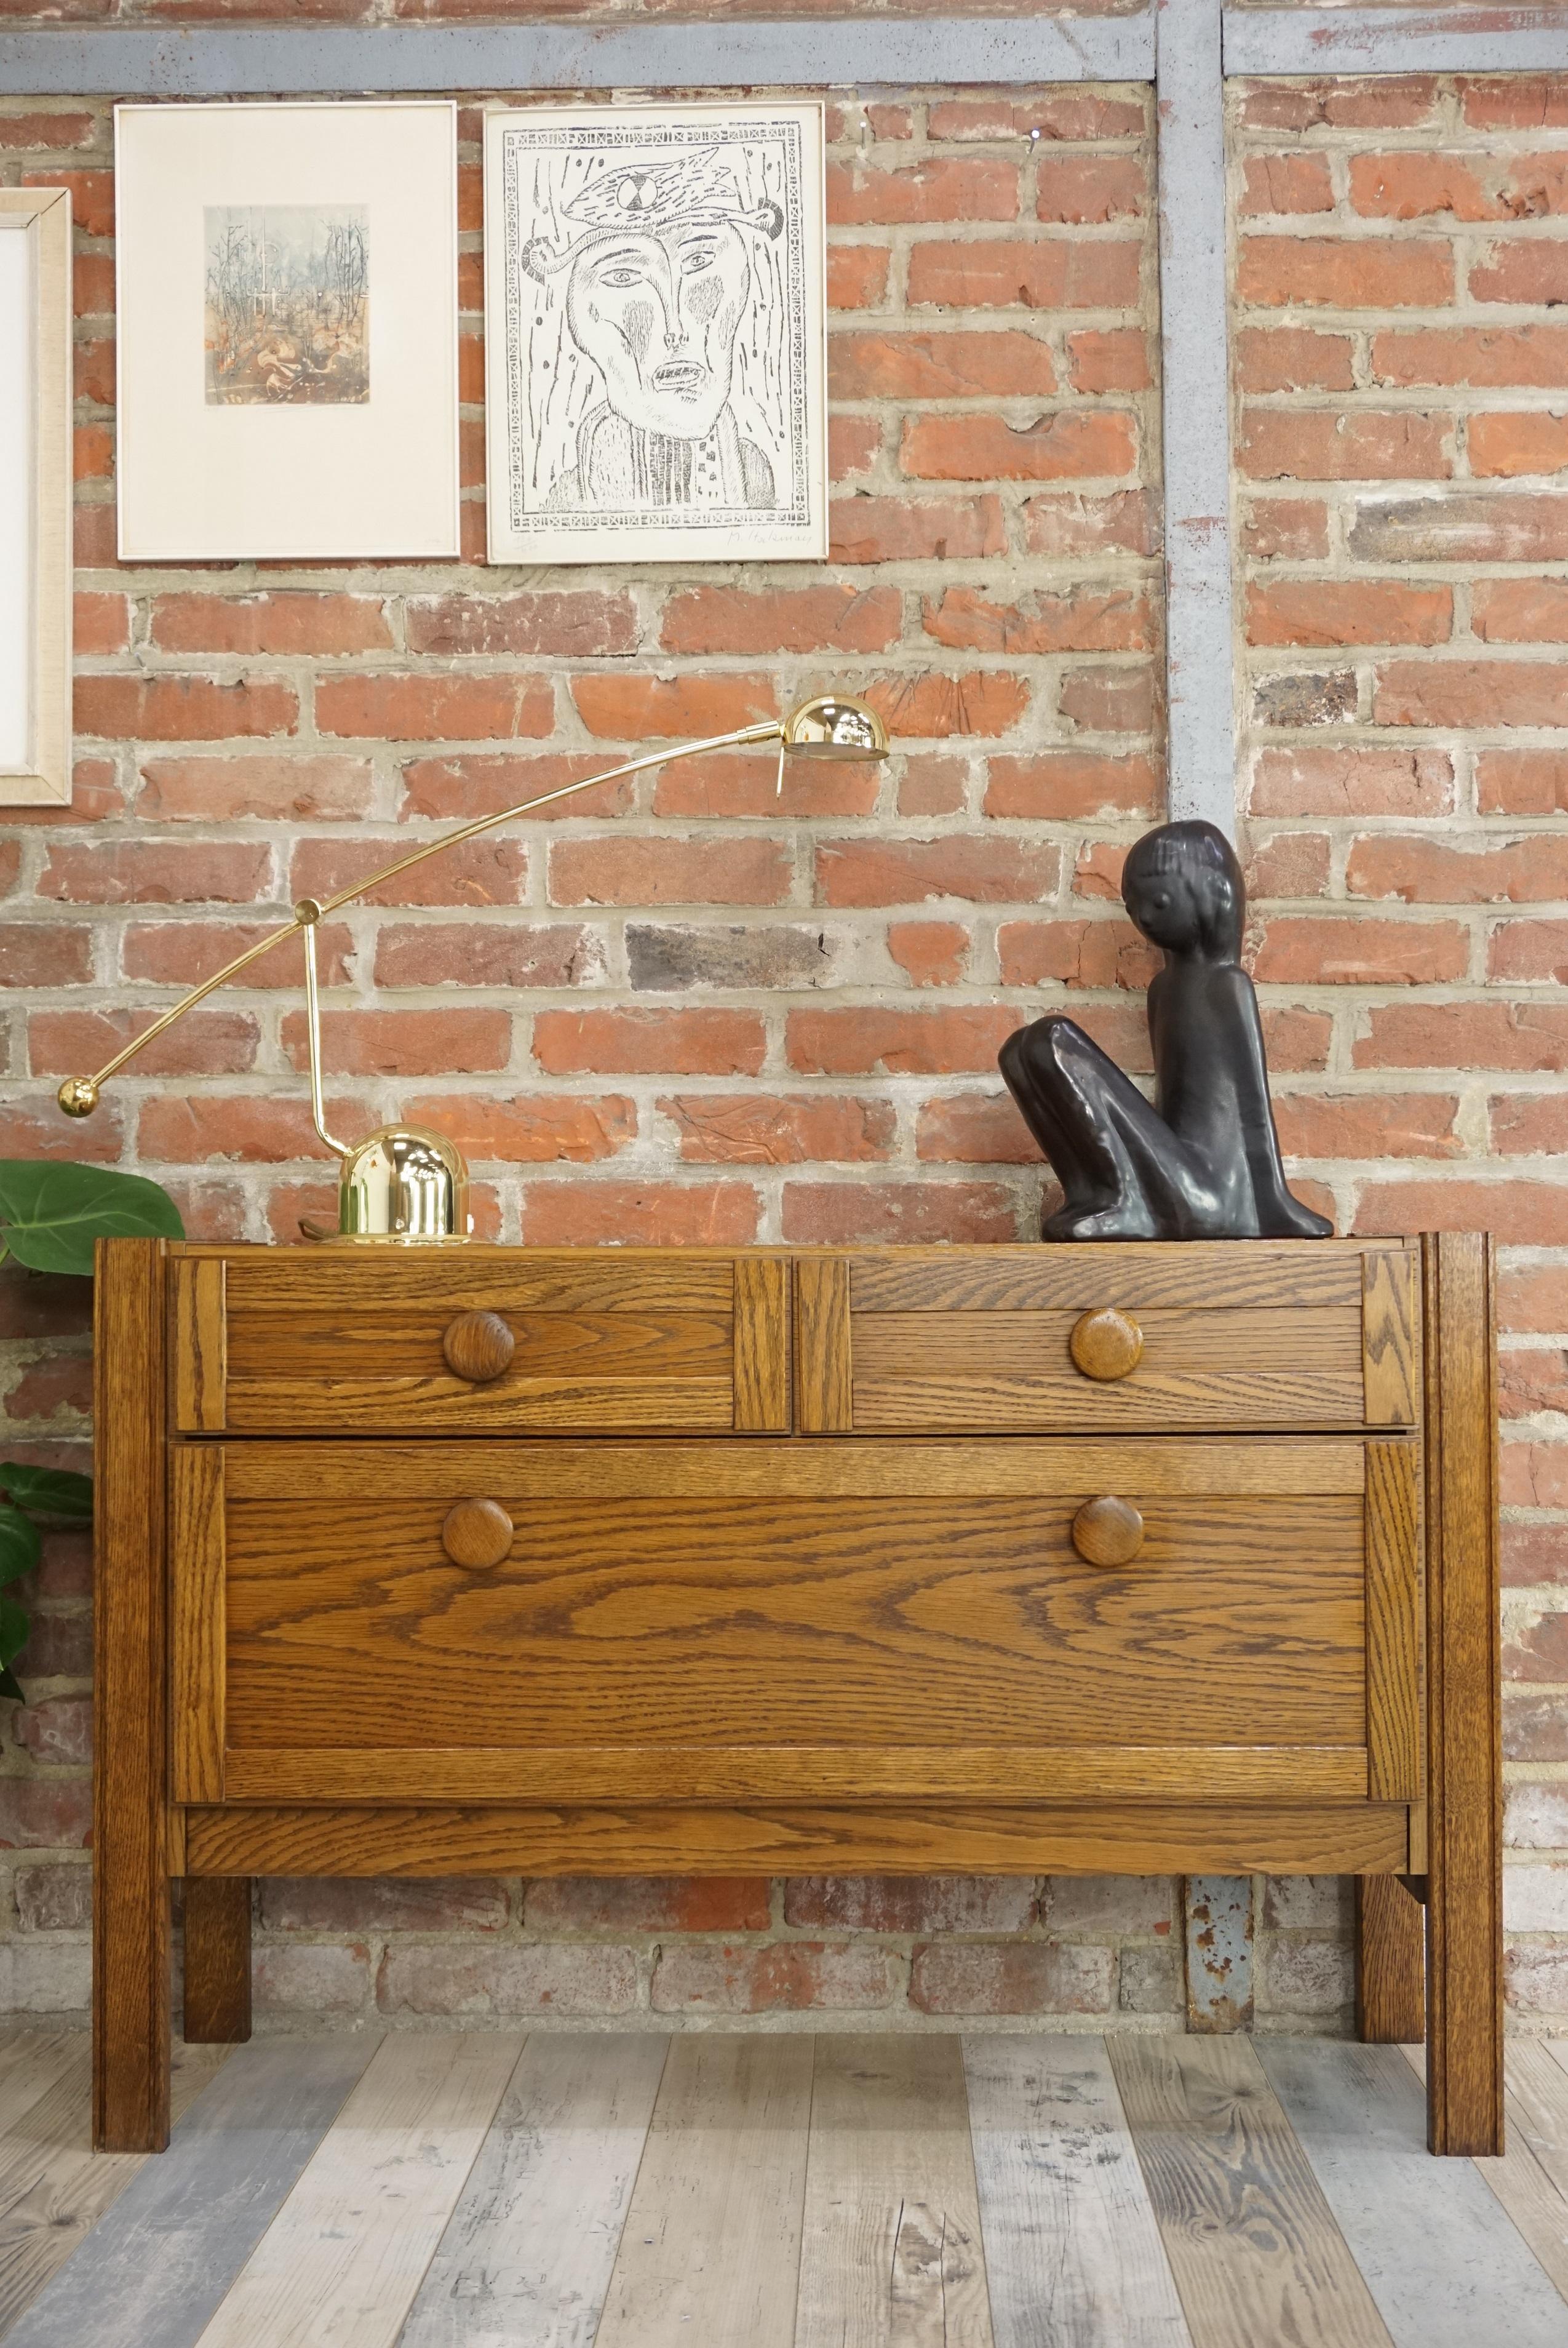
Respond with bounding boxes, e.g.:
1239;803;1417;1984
169;1436;1422;1811
797;1242;1420;1434
170;1248;789;1436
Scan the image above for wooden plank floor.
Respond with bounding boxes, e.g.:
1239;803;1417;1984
2;2032;1568;2345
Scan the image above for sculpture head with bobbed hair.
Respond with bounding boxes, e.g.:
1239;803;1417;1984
1120;819;1245;964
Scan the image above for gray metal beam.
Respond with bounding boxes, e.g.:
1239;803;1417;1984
1224;6;1568;78
0;16;1154;96
1158;0;1236;838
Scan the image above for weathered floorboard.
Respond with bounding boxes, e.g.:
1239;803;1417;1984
398;2034;666;2348
796;2035;992;2347
1109;2034;1391;2348
592;2035;811;2348
964;2035;1191;2348
1260;2040;1568;2346
0;2035;87;2140
1;2037;376;2348
1406;2040;1568;2309
190;2033;519;2348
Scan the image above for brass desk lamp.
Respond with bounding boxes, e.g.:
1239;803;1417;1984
56;693;888;1243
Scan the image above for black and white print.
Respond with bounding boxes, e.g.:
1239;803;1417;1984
485;103;826;564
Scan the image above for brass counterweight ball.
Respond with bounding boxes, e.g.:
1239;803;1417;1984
57;1077;99;1118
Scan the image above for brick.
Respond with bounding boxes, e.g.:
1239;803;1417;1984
0;1271;94;1341
826;244;889;310
1236;327;1355;394
924;583;1152;656
30;1007;257;1077
786;1003;1018;1076
400;1093;634;1164
1460;76;1568;130
1500;1263;1568;1333
378;1940;639;2016
36;840;271;904
0;1945;89;2015
1059;665;1158;735
404;590;637;657
824;101;912;142
1476;581;1568;642
148;591;392;655
830;493;1008;565
1375;660;1568;729
652;1939;891;2014
7;1357;94;1423
829;327;1055;400
315;674;554;741
901;410;1136;484
1262;1938;1352;2016
1350;835;1568;904
1244;498;1331;561
73;421;113;482
1035;154;1145;223
74;674;298;741
783;1876;1035;1932
1491;920;1568;984
1272;1092;1463;1159
1355;1180;1568;1245
907;238;1142;313
525;1877;769;1931
0;1101;123;1164
533;1008;765;1077
864;670;1030;738
1045;1874;1174;1933
1503;153;1568;216
137;1095;356;1165
1246;831;1333;900
1067;329;1151;394
781;1180;1017;1245
816;836;1057;907
1252;916;1468;986
1502;1348;1568;1418
570;672;777;741
0;113;95;149
1472;241;1568;305
137;755;373;821
1470;412;1568;479
888;920;968;988
1506;1688;1568;1759
1350;493;1568;564
909;1940;1112;2015
626;924;843;994
249;1943;372;2019
659;1094;896;1165
1241;154;1335;217
1508;1782;1568;1843
1495;1097;1568;1158
74;591;129;654
262;1877;509;1931
373;924;594;990
1374;325;1568;389
929;92;1146;142
827;157;1017;228
122;919;351;991
280;1007;511;1077
14;1863;91;1933
659;584;901;657
915;1092;1040;1165
1237;236;1452;309
0;1779;92;1850
1248;581;1451;649
400;753;632;823
1240;409;1451;484
656;749;880;820
549;837;789;908
1021;489;1158;557
1349;152;1497;222
0;930;92;988
1356;1002;1568;1072
984;753;1160;819
1504;1522;1568;1585
1244;79;1441;134
1249;746;1453;819
520;1181;761;1247
997;917;1158;991
292;833;529;910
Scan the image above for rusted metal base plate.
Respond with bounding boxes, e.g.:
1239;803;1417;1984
1183;1874;1256;2032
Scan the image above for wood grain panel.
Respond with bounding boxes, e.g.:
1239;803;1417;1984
849;1244;1369;1315
217;1744;1369;1809
1364;1442;1422;1803
94;1237;173;2155
732;1259;789;1432
170;1444;225;1807
221;1250;736;1313
185;1802;1414;1882
225;1376;735;1437
220;1490;1368;1753
182;1877;252;2046
1355;1877;1425;2045
1423;1231;1504;2157
1363;1251;1419;1427
796;1256;852;1432
172;1257;226;1434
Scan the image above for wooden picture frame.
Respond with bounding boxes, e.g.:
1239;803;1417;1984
0;188;71;809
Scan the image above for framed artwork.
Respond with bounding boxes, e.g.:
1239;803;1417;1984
485;101;827;565
115;102;459;561
0;189;71;809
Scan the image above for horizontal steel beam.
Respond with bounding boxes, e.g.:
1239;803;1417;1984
0;16;1155;96
1224;6;1568;76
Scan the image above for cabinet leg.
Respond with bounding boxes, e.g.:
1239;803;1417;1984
93;1237;173;2153
1356;1876;1425;2042
183;1877;252;2044
1423;1231;1505;2155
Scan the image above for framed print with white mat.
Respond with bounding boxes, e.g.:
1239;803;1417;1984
0;188;71;807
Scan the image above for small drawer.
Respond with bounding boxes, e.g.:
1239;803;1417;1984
169;1433;1420;1813
795;1242;1419;1436
170;1248;789;1437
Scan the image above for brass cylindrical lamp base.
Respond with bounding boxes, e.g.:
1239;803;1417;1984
304;1124;472;1244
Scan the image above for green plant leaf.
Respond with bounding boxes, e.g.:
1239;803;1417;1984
0;1666;25;1706
0;1162;183;1277
0;1594;31;1666
0;1507;41;1586
0;1464;92;1521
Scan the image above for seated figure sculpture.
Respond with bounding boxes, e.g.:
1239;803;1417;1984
999;820;1332;1242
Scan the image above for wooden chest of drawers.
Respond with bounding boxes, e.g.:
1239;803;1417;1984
94;1235;1502;2158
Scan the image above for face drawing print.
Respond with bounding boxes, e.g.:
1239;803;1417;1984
205;205;369;406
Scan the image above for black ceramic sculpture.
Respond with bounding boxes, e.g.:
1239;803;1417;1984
999;819;1332;1242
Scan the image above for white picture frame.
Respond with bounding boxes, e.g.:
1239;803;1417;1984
115;101;460;561
0;189;72;809
485;100;827;566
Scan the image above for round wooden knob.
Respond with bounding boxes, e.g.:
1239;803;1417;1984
1072;1496;1145;1568
441;1498;514;1570
442;1311;515;1384
1069;1308;1144;1383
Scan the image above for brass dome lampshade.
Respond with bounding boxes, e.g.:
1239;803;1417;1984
57;693;889;1243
